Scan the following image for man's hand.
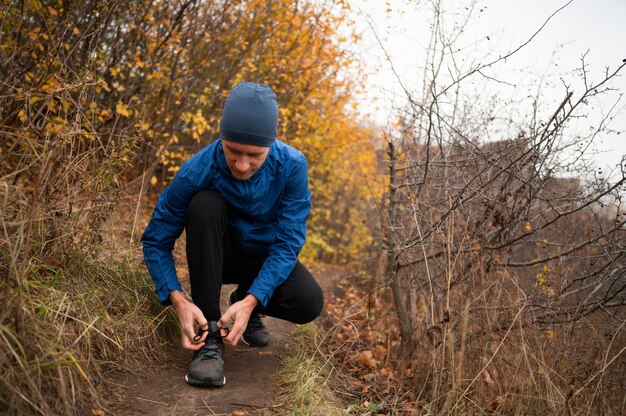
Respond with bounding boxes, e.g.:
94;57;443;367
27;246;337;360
218;294;258;346
169;290;208;350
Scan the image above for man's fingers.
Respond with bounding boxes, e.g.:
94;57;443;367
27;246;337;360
223;331;240;346
195;331;208;343
173;299;209;350
182;336;205;351
184;326;197;342
218;309;233;328
184;324;207;346
183;327;196;343
224;319;246;345
196;314;208;330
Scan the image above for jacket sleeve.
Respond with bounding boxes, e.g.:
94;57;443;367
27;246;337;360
141;162;203;305
247;155;311;307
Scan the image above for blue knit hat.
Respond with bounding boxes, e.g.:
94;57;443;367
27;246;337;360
220;82;278;147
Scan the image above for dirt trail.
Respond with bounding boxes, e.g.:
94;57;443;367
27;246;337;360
105;265;342;415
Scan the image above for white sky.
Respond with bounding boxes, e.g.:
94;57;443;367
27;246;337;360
348;0;626;176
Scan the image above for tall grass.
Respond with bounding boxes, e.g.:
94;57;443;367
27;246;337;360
276;323;348;415
0;252;177;414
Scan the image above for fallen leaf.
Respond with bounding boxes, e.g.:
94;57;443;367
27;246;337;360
355;350;377;369
524;219;532;232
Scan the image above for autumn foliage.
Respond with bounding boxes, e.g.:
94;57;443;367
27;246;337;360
0;0;379;413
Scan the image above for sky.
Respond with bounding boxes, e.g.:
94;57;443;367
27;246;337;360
348;0;626;177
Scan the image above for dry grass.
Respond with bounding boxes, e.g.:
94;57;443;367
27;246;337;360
0;253;178;415
275;323;349;416
317;263;626;416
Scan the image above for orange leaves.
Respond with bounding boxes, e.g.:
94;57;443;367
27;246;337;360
355;350;378;369
291;16;302;27
524;219;533;232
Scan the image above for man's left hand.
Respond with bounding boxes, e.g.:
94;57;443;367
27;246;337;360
218;294;258;346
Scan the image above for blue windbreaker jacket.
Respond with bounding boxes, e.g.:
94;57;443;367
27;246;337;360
141;138;311;307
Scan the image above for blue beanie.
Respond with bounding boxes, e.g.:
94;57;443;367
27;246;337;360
220;82;278;147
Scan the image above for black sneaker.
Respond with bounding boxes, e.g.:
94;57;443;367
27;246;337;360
185;321;225;387
228;289;270;347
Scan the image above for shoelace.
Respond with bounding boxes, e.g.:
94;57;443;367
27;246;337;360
198;338;222;361
194;326;229;342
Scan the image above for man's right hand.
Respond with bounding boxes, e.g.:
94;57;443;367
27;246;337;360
169;290;208;350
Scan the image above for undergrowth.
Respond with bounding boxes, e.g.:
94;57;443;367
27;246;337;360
0;256;177;415
276;323;349;416
318;268;626;416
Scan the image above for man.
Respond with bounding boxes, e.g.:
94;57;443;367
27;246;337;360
141;82;323;387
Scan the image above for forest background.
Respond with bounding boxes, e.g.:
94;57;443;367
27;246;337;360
1;0;624;415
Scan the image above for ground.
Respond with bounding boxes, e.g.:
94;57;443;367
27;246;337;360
104;264;342;415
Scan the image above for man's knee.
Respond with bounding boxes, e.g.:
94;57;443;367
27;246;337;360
292;282;324;324
186;189;226;225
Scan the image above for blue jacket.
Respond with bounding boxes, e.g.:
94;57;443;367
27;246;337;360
141;138;311;307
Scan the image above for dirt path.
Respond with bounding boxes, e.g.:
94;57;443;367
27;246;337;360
105;264;343;415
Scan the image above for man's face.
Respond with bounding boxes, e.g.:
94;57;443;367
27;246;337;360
221;140;270;181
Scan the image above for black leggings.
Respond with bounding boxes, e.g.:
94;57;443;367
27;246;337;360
184;189;323;323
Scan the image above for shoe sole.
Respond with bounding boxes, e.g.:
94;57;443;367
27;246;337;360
185;374;226;387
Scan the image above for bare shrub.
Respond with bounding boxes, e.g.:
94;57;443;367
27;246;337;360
375;1;626;414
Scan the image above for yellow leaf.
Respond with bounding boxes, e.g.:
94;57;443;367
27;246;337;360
150;176;157;186
47;6;58;15
18;110;27;122
116;101;131;117
73;27;79;35
133;55;144;68
524;220;532;232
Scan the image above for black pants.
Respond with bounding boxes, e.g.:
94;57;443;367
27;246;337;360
184;189;323;324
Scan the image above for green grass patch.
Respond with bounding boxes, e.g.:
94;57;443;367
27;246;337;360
276;322;348;415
